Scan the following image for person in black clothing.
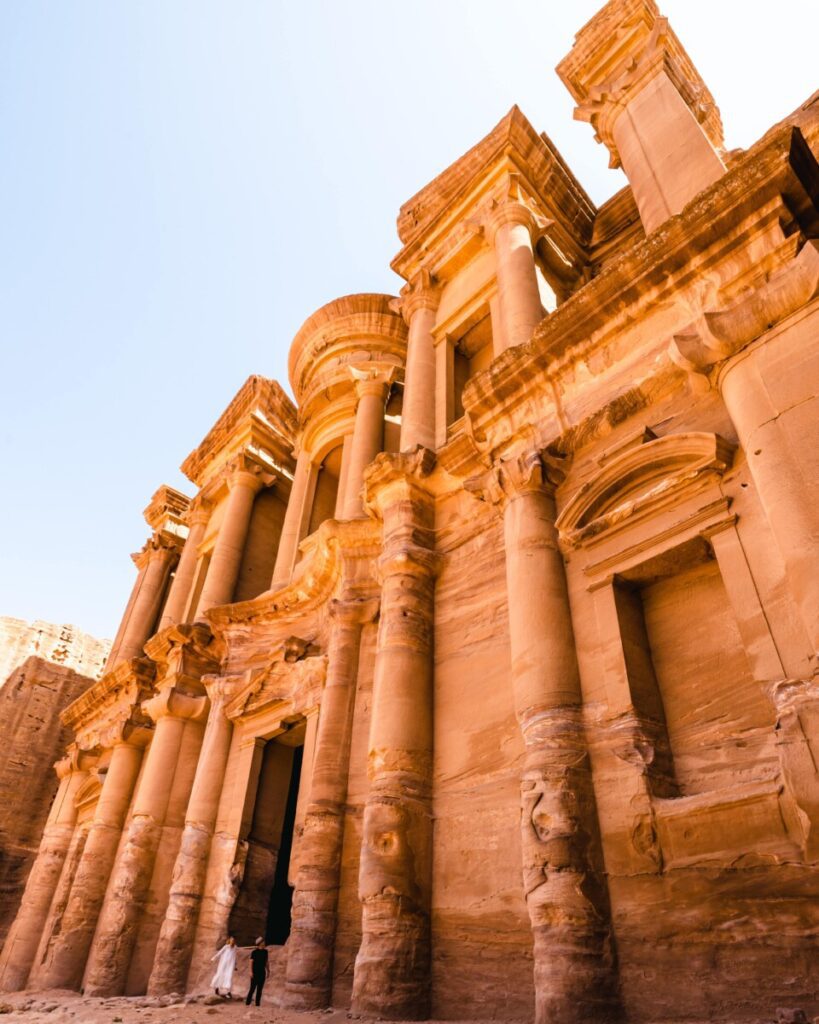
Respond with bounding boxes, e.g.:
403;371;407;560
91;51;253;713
245;936;269;1006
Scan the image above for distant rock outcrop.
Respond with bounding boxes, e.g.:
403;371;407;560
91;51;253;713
0;618;110;942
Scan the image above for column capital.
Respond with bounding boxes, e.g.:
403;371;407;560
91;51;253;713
131;532;180;571
391;268;442;324
481;176;551;248
79;704;155;753
328;595;380;627
54;755;77;781
465;449;567;511
223;450;276;493
55;744;99;778
349;362;398;400
363;446;436;520
142;685;210;724
186;496;213;528
144;621;222;690
202;672;248;710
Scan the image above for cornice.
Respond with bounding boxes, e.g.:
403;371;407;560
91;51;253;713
180;375;297;488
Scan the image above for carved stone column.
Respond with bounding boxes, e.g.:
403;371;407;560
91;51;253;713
110;535;178;668
147;675;240;995
159;500;211;630
342;370;393;520
334;434;355;518
31;720;151;991
466;450;619;1024
485;192;544;353
394;271;440;452
0;751;91;992
82;679;209;996
351;449;436;1020
285;595;378;1009
197;456;272;615
272;447;315;589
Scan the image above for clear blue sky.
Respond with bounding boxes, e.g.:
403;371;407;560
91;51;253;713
1;1;816;640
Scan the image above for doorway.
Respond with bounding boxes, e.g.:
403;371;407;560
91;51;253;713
229;726;304;946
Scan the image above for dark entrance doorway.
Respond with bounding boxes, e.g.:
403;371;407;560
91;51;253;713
229;727;304;947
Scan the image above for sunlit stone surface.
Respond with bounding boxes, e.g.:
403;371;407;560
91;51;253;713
3;2;819;1020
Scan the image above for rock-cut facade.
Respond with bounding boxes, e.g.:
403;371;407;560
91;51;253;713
3;2;819;1021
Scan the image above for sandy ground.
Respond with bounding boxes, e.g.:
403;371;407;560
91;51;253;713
1;992;812;1024
0;991;500;1024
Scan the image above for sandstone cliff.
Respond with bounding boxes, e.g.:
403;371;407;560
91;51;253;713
0;618;110;942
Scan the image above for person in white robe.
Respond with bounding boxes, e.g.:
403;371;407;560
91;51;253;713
210;935;237;997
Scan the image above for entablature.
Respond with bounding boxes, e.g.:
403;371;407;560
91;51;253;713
144;621;222;696
143;484;191;543
393;105;595;287
60;655;156;750
206;516;382;631
287;293;407;424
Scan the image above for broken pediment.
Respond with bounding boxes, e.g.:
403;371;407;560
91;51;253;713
556;431;734;547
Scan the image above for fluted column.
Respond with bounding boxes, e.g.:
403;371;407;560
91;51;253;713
272;448;315;589
111;535;178;668
285;596;378;1009
30;730;149;991
82;687;209;997
159;502;211;630
467;450;619;1024
147;676;239;995
197;459;270;615
395;270;440;452
351;450;436;1020
0;755;90;991
485;196;544;353
342;372;392;520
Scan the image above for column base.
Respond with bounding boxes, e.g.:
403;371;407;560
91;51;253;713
351;896;430;1021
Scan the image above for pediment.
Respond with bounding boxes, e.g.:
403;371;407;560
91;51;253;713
226;650;327;721
556;432;734;547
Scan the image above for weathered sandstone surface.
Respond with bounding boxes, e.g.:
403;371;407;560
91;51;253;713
2;2;819;1021
0;619;109;943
